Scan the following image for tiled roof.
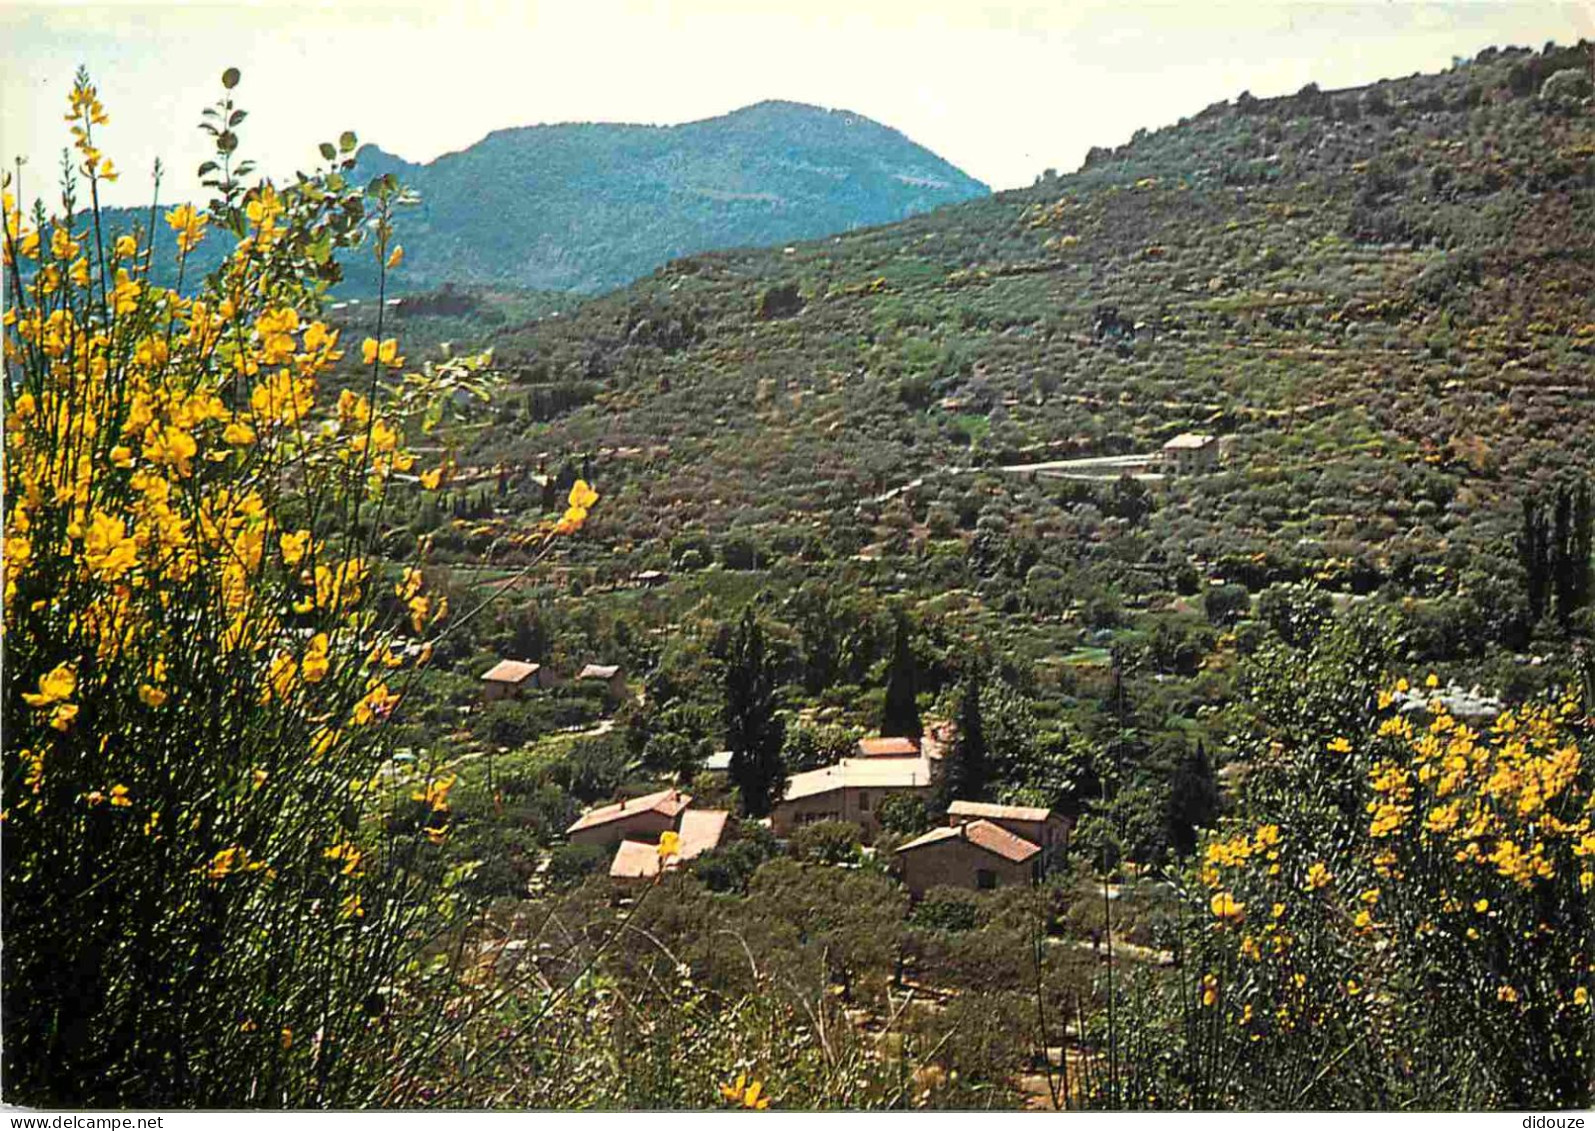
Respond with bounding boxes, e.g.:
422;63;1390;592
948;799;1054;824
578;663;622;680
677;809;730;859
896;819;1041;864
567;788;692;834
481;659;540;684
609;839;664;879
606;809;729;879
1162;432;1216;450
856;736;920;758
782;756;936;803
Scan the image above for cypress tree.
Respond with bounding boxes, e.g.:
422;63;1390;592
940;665;989;806
1520;493;1551;624
724;607;786;817
1166;739;1221;858
880;611;921;738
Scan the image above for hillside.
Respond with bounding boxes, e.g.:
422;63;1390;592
351;100;990;292
397;41;1593;635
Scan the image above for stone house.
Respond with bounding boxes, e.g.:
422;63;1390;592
575;662;627;701
566;787;693;848
1161;432;1219;474
771;755;938;842
479;658;556;702
946;800;1070;872
895;818;1042;897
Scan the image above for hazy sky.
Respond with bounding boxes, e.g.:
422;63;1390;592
2;0;1591;207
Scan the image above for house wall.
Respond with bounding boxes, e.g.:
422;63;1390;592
482;679;521;703
568;808;675;848
899;839;1036;898
772;783;934;843
1164;445;1218;474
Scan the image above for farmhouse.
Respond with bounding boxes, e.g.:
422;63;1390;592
771;755;938;842
1161;433;1220;474
1161;432;1219;474
895;819;1042;897
566;787;693;848
946;800;1070;867
479;658;555;701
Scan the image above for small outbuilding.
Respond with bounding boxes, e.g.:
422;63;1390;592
576;662;627;701
480;659;554;701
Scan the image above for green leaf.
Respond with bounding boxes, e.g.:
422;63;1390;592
221;67;241;89
319;142;337;161
228;109;248;127
339;131;358;154
217;131;238;154
197;161;219;176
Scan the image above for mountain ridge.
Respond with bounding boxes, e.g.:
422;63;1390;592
349;99;989;293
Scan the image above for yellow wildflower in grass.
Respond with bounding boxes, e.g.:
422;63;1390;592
1327;736;1353;754
109;784;131;808
1304;862;1333;891
719;1073;770;1110
1575;987;1589;1007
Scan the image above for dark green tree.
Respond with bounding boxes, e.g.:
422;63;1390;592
1165;738;1221;857
724;607;786;817
880;610;922;738
940;665;990;806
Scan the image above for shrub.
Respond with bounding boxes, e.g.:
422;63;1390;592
0;71;592;1106
787;819;863;865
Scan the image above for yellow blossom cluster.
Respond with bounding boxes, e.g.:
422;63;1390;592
1373;691;1589;890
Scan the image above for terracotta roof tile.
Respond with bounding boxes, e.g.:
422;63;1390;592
948;799;1054;824
677;809;730;859
481;659;540;684
896;819;1040;864
567;788;691;834
856;736;920;757
609;839;664;879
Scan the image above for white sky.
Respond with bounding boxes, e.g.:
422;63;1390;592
2;0;1591;207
